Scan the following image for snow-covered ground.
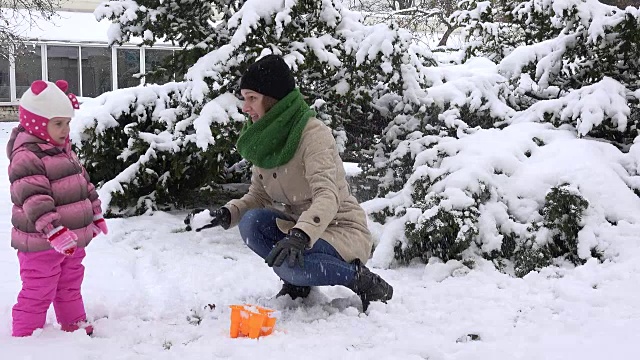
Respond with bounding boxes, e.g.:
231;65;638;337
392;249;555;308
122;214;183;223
1;121;639;359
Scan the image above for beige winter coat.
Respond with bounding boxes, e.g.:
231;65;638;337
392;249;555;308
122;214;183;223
225;118;372;263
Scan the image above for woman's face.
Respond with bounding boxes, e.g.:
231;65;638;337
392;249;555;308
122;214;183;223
47;117;71;144
241;89;267;123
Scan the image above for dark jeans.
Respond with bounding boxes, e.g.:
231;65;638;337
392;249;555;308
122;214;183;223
238;208;356;287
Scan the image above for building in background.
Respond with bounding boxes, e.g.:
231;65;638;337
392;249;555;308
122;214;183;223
60;0;104;12
1;0;180;120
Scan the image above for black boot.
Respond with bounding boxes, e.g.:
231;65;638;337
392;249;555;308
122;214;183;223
348;259;393;312
276;282;311;300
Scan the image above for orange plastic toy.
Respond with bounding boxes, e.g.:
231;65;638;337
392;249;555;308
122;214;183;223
229;304;277;339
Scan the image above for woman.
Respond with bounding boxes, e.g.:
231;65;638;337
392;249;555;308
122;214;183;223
187;54;392;311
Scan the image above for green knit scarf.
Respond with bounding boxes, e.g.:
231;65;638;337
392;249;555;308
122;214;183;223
236;89;316;169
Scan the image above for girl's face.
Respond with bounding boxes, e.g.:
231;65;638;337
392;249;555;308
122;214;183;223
240;89;266;122
47;117;71;144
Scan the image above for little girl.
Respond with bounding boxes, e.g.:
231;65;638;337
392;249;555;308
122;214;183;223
7;80;108;337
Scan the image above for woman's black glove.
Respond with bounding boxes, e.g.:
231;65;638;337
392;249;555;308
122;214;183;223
265;228;310;268
184;207;231;231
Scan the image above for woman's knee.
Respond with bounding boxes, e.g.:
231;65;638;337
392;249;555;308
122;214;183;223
273;265;299;285
238;208;270;241
238;208;283;257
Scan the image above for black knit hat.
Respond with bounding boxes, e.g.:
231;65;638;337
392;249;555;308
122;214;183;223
239;54;296;100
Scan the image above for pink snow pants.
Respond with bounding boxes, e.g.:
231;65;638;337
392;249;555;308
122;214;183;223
12;248;87;337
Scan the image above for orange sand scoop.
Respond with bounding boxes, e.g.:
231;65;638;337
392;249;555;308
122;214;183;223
229;304;278;339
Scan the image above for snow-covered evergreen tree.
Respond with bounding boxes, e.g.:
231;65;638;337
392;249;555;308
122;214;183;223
78;0;437;214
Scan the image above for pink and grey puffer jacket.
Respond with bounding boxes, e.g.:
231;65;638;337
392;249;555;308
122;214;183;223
7;126;101;252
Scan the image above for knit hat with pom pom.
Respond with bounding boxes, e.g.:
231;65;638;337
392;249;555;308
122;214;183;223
18;80;79;144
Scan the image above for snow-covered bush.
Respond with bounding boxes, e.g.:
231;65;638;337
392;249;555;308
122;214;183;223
397;184;484;264
367;58;514;198
493;184;593;277
454;0;640;147
538;185;592;265
72;84;245;216
367;121;640;276
356;0;640;276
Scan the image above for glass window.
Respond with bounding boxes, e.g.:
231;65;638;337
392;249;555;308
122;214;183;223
81;47;112;97
145;49;173;85
47;45;80;94
174;50;186;82
0;56;9;102
117;48;141;89
15;45;43;98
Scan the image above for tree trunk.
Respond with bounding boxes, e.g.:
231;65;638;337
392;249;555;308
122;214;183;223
437;25;459;47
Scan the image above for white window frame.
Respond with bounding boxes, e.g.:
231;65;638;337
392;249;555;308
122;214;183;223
9;53;17;102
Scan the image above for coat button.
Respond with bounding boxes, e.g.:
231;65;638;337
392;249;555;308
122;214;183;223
313;216;320;223
259;174;263;180
272;173;277;179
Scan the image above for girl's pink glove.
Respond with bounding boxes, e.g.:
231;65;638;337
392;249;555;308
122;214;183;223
91;214;108;237
47;226;78;256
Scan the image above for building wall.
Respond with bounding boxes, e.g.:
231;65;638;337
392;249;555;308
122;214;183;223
59;0;103;12
0;105;18;122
